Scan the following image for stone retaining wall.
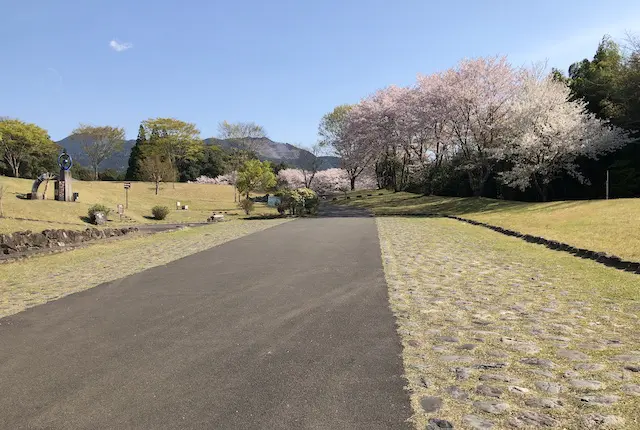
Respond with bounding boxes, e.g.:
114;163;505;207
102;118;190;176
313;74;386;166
0;227;139;255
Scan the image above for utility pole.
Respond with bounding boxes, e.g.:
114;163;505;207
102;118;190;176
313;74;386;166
606;170;610;200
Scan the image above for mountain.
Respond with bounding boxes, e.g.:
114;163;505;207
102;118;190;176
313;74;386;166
56;136;340;171
203;137;341;170
56;135;136;171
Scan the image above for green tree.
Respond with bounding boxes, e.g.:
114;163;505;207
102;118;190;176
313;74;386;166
0;118;56;178
71;124;126;180
217;121;267;201
139;135;175;195
236;159;276;199
126;124;147;180
141;118;203;182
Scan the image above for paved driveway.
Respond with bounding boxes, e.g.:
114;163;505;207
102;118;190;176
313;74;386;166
0;217;410;429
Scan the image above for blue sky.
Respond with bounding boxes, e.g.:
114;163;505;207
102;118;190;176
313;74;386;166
1;0;639;147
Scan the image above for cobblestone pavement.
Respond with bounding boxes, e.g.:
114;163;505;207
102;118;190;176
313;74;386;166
377;217;640;429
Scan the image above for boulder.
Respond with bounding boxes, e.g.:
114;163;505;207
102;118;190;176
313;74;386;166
93;212;107;225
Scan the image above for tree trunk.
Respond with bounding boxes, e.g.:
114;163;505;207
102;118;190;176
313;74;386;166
155;180;159;195
9;158;20;178
532;175;548;202
94;166;99;181
350;176;356;190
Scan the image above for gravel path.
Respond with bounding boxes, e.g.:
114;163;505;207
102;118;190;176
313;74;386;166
377;217;639;429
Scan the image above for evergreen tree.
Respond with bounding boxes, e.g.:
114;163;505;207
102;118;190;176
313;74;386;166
125;124;146;180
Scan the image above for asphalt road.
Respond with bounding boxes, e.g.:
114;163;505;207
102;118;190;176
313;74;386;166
0;216;411;429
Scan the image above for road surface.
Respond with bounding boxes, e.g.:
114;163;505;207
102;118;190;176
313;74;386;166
0;215;411;429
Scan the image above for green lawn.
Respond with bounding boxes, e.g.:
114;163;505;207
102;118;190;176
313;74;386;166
0;218;290;318
378;217;640;429
0;175;276;233
337;191;640;261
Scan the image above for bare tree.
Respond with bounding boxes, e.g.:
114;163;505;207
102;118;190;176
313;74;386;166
300;144;323;189
139;154;175;195
217;121;267;201
72;124;125;180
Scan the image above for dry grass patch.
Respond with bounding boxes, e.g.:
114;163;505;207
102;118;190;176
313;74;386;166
0;175;276;233
377;217;639;429
0;218;289;318
338;191;640;261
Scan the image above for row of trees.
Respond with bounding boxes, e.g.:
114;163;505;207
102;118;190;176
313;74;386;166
319;36;639;201
0;117;270;194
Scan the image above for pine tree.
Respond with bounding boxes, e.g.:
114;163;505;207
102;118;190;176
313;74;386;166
125;124;146;180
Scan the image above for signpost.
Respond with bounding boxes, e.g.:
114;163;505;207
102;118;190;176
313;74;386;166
117;204;124;221
124;182;131;209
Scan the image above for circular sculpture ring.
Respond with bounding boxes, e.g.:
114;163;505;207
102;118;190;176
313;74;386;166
58;151;73;171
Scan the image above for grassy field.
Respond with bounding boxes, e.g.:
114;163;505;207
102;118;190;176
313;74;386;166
0;218;290;318
378;217;640;429
0;175;276;233
337;191;640;261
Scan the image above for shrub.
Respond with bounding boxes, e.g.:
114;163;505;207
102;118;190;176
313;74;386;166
239;198;255;215
276;188;319;216
87;204;111;224
151;205;170;220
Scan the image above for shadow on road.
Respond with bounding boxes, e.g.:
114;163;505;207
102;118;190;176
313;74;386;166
317;203;373;218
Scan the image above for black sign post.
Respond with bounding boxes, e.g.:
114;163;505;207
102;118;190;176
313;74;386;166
124;182;131;209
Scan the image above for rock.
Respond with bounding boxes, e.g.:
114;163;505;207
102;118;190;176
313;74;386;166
557;349;589;361
438;336;460;343
475;385;503;398
460;344;477;350
624;365;640;372
453;367;471;380
486;350;508;358
603;371;632;381
580;395;619;406
426;418;454;429
473;400;509;414
407;339;420;347
420;396;443;413
581;414;625;428
525;397;564;409
570;379;604;391
508;386;530;395
509;411;559;427
473;363;507;370
530;369;555;378
445;385;469;400
93;212;107;225
621;384;640;396
535;381;563;394
501;337;540;353
462;415;494;429
440;355;473;363
575;363;605;371
521;358;556;368
563;370;581;378
611;354;640;362
479;373;522;383
420;377;431;388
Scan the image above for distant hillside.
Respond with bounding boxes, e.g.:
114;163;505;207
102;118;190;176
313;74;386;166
56;136;136;171
56;136;340;171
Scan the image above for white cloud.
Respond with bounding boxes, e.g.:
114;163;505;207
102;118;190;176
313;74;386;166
109;39;133;52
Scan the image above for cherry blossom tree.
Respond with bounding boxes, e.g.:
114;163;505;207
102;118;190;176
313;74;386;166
319;104;378;190
500;72;631;201
437;57;523;196
277;168;306;189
